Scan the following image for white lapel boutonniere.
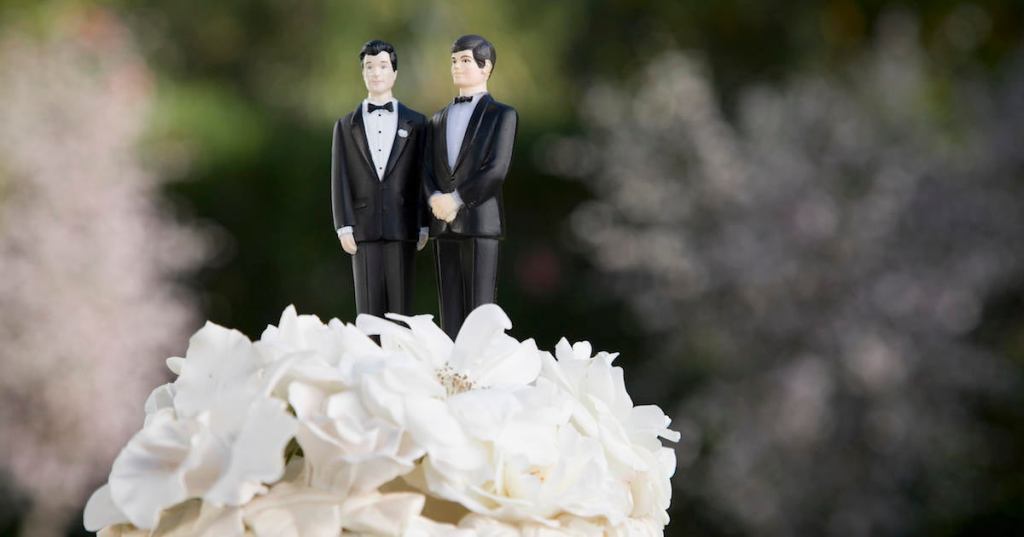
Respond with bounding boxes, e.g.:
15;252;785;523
397;128;409;138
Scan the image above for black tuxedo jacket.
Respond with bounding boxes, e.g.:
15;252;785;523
423;94;518;238
332;102;427;242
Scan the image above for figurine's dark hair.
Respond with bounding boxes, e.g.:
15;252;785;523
451;34;495;72
359;40;397;71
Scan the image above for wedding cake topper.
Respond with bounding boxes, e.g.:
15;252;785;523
425;34;519;339
332;39;428;318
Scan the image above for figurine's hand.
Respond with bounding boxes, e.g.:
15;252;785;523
417;229;428;251
340;234;358;255
430;193;460;222
428;193;446;220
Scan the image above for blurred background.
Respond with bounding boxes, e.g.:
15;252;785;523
1;0;1022;535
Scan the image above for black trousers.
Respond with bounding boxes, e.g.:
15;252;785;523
352;240;415;317
434;237;500;339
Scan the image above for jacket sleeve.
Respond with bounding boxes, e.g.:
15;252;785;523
331;119;355;230
415;119;429;229
421;118;442;200
455;107;518;209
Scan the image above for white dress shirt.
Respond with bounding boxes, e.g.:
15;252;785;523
363;98;398;180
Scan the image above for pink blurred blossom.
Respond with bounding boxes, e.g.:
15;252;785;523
0;11;206;537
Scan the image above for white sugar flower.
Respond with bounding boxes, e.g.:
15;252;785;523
137;500;246;537
607;516;666;537
169;322;269;418
357;304;542;393
97;525;150;537
405;516;475;537
84;484;127;532
241;457;430;537
429;383;630;525
257;306;348;366
355;305;545;490
287;381;424;496
457;513;606;536
624;445;677;525
458;512;666;536
88;408;204;529
87;318;303;530
540;338;680;525
201;396;299;505
360;308;652;527
87;395;297;529
142;382;176;424
255;305;386;396
96;499;247;537
544;338;680;452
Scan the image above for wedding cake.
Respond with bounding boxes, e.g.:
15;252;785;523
84;305;679;536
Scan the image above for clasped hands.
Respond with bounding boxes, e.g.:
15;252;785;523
429;193;461;223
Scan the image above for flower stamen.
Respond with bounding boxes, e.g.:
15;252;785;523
435;365;476;396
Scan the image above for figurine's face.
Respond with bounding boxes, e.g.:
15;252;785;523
362;51;396;94
450;50;490;88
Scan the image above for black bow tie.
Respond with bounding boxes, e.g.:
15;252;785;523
367;102;394;113
453;96;474;104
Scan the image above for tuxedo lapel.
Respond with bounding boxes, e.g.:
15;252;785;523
453;94;491;173
349;104;375;175
382;104;413;181
438;105;452;176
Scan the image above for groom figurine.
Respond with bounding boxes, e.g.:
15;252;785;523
332;39;428;317
425;35;519;338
